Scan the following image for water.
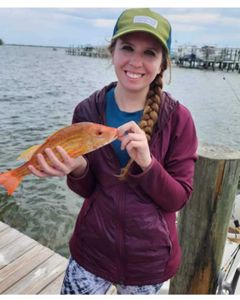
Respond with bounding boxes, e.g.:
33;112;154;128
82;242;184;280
0;45;240;257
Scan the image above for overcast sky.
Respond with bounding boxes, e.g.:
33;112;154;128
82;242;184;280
1;2;240;49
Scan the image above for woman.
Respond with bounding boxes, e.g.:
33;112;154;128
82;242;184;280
29;8;198;294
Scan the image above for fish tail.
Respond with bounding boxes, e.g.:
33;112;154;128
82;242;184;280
0;169;24;196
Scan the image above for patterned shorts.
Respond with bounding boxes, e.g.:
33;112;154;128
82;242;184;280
61;256;163;295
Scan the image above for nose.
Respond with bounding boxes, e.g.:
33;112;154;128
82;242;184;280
129;53;143;68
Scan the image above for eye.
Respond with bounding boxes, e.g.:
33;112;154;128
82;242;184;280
144;50;156;57
96;129;103;136
121;45;134;52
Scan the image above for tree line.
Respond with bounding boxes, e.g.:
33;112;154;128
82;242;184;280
0;39;4;45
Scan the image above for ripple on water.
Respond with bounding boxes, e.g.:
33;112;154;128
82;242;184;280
0;46;239;256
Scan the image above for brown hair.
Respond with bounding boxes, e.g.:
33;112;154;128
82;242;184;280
108;39;170;180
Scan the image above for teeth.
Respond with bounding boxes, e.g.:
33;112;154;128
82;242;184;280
126;72;142;79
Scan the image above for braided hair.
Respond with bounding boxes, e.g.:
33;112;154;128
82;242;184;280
108;40;170;180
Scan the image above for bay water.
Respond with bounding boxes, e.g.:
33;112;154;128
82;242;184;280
0;45;240;257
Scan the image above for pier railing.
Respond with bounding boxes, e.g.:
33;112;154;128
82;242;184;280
65;45;110;58
174;47;240;72
169;144;240;294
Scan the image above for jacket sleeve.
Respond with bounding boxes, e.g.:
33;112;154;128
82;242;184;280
66;101;97;198
127;105;198;212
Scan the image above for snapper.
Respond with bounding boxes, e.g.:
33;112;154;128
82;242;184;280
0;122;118;196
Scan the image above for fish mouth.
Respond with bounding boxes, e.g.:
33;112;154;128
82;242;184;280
112;132;119;142
114;130;120;140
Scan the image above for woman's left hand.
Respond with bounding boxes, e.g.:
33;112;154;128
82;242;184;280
118;121;152;171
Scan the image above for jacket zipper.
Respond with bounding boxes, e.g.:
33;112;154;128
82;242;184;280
96;92;126;282
102;109;125;282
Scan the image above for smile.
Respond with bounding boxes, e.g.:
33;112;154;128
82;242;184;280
125;71;144;79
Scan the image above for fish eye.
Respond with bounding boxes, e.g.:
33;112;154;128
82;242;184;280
96;129;103;136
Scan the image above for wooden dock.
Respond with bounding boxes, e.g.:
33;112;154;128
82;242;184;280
66;45;110;58
0;221;68;294
174;47;240;73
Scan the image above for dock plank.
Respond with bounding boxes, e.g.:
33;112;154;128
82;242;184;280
0;221;67;294
39;274;65;294
0;222;9;233
0;244;55;293
0;227;23;249
0;234;37;269
3;253;67;294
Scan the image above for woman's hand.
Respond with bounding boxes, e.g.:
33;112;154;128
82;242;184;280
28;146;87;178
118;121;152;171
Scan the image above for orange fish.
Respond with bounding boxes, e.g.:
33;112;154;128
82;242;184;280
0;122;118;196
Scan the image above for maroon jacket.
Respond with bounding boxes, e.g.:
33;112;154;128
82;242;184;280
67;82;198;285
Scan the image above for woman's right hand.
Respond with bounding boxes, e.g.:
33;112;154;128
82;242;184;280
28;146;87;178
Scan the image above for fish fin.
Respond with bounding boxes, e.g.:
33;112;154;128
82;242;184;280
0;170;24;196
17;145;41;161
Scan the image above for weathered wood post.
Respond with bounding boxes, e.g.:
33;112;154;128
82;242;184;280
169;144;240;294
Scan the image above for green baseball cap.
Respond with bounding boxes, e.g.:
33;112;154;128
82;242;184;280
112;8;172;53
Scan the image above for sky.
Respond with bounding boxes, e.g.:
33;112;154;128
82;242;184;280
0;1;240;49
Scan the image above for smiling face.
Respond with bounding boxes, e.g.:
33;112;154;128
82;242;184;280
112;31;163;96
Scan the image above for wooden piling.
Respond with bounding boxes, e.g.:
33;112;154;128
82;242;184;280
169;144;240;294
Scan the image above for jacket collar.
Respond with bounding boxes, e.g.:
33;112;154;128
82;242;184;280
91;81;178;131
